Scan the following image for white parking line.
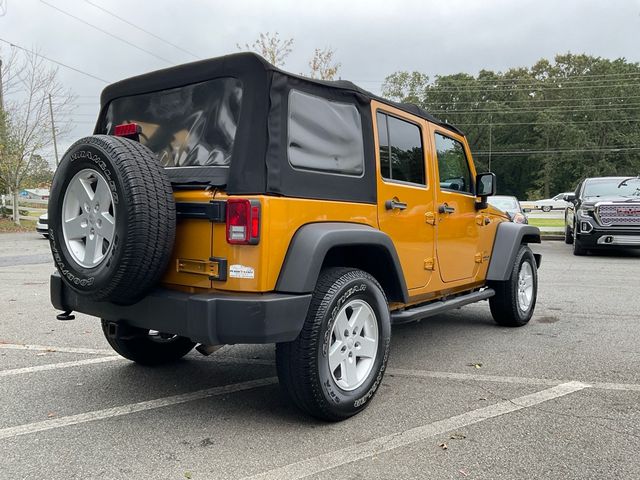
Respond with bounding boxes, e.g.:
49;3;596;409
0;377;277;440
0;356;122;376
243;381;590;480
0;343;114;355
3;343;639;392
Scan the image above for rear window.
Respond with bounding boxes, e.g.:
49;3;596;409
101;77;243;168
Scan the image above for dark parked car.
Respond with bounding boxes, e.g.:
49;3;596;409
488;195;528;224
564;176;640;255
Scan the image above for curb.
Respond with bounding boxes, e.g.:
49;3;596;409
541;234;564;241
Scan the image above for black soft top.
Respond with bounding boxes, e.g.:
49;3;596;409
97;53;462;203
100;52;462;135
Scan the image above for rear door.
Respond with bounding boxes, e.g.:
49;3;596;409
374;105;435;291
431;128;481;283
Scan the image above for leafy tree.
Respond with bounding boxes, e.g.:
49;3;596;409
382;54;640;199
239;32;341;80
308;47;341;80
237;32;294;68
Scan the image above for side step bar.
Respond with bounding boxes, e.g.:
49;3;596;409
390;288;495;325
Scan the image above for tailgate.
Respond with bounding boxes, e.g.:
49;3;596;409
161;189;215;290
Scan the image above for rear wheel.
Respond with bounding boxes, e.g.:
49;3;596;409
489;245;537;327
276;268;391;421
101;320;195;365
541;206;552;213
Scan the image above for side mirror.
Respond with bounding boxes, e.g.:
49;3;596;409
475;172;496;210
476;172;496;197
563;193;576;202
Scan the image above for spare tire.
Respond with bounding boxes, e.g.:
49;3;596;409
48;135;175;305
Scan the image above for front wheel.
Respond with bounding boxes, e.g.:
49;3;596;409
101;320;195;365
489;245;538;327
276;268;391;421
564;224;573;244
573;221;587;256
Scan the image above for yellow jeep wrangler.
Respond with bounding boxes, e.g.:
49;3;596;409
48;53;541;421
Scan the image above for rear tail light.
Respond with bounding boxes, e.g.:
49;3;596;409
226;199;260;245
113;122;141;140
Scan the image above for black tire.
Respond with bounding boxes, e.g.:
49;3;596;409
542;206;551;213
48;135;175;305
564;224;573;244
489;245;537;327
276;268;391;421
572;221;587;256
101;320;195;366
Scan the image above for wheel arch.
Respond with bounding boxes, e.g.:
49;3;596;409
486;222;541;282
275;222;409;303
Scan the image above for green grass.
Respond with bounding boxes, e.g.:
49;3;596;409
527;217;565;227
0;217;37;233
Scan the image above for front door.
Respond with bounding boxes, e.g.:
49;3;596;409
374;106;435;290
431;128;481;283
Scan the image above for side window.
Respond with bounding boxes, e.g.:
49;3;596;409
434;133;473;194
287;90;364;176
376;112;425;185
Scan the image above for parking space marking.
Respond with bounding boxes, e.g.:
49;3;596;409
2;343;638;392
0;343;114;355
0;377;277;441
388;368;640;392
243;381;589;480
0;356;122;377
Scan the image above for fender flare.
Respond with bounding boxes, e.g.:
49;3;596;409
275;222;409;303
486;222;541;281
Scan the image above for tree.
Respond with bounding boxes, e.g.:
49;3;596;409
382;54;640;199
0;47;74;224
238;32;341;79
21;154;54;188
237;32;294;68
308;47;341;80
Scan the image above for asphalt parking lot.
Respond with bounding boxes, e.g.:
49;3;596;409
1;232;639;479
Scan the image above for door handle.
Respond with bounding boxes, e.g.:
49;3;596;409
385;199;408;210
438;203;456;214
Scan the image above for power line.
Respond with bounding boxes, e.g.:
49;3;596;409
456;119;640;126
40;0;173;65
425;82;640;93
425;94;640;106
358;71;640;86
435;105;640;114
84;0;201;61
473;146;640;156
0;37;109;83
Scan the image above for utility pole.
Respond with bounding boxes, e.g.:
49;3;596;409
488;113;493;172
48;94;60;167
0;58;4;112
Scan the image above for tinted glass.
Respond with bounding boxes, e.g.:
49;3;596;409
287;90;364;175
583;178;640;198
377;113;425;185
434;133;473;193
102;77;243;168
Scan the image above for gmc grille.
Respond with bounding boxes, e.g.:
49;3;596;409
596;203;640;227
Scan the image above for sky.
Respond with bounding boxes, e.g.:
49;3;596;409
1;0;640;159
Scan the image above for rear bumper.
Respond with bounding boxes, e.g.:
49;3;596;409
50;272;311;345
35;222;48;234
